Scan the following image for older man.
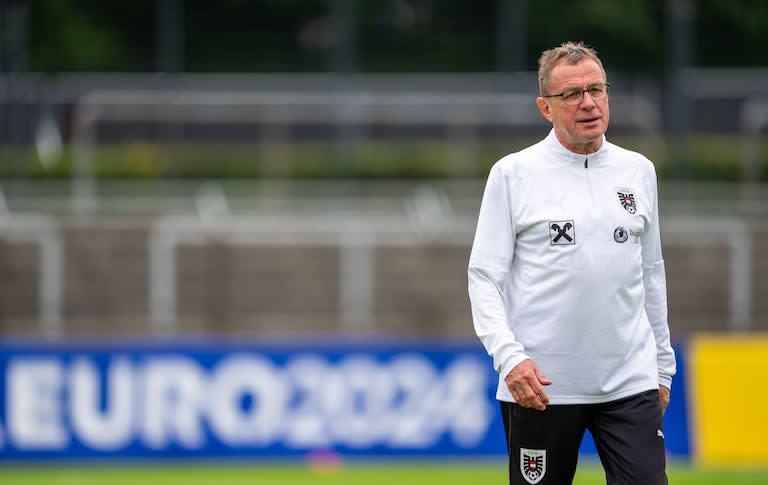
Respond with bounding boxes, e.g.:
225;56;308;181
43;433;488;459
468;41;676;484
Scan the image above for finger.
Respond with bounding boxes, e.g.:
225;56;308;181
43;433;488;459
518;383;547;411
525;386;549;407
537;389;550;407
535;368;553;386
505;360;551;409
531;395;547;411
526;394;546;411
658;386;670;413
511;383;530;407
509;382;526;403
525;377;550;406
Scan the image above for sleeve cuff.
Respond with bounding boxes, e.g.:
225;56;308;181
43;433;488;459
658;373;673;390
498;353;530;380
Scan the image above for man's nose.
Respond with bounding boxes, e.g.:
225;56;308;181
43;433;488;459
579;91;597;109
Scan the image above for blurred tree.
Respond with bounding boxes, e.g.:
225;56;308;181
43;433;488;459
29;0;154;72
185;0;329;72
697;0;768;67
360;0;496;71
16;0;768;73
527;0;665;74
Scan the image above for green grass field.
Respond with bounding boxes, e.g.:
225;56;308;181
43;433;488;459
1;462;767;485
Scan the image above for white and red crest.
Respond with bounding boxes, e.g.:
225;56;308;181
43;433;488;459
520;448;546;484
616;188;637;214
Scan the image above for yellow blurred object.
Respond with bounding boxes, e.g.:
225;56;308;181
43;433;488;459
689;334;768;465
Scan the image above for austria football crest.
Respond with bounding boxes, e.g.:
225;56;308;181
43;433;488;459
520;448;546;484
616;188;637;214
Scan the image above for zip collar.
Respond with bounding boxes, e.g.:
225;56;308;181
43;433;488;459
544;129;610;167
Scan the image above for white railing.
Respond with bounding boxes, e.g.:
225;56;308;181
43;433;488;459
0;207;753;336
147;212;752;335
0;207;62;336
148;211;474;336
661;216;752;331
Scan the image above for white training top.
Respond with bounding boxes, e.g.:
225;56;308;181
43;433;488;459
468;130;676;404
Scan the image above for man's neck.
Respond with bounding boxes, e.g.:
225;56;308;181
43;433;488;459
555;133;603;155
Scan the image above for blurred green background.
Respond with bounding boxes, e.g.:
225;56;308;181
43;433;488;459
2;463;768;485
1;1;767;481
1;0;767;183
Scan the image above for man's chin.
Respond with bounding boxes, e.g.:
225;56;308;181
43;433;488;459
576;125;606;141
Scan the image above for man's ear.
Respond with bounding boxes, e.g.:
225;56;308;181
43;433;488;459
536;97;553;123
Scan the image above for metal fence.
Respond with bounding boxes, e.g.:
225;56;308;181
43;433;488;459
0;70;767;338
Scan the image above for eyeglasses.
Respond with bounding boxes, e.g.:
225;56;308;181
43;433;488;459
543;83;610;106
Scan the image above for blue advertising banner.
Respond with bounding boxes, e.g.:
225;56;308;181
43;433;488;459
0;339;688;461
0;339;504;460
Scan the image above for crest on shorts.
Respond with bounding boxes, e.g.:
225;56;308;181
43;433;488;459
616;188;637;214
520;448;546;484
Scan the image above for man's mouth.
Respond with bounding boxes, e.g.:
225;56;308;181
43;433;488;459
577;117;601;124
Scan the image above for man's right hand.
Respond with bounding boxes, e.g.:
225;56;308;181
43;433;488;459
505;359;552;411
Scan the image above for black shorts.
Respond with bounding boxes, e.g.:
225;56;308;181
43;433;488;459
500;389;667;485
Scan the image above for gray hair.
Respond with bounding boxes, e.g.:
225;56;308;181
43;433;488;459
537;41;606;96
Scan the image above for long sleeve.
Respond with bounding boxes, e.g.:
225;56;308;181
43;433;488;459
468;164;528;379
641;164;677;389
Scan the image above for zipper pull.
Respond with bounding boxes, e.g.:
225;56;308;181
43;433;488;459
584;157;588;168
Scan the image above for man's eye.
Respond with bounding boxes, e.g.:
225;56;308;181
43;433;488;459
562;90;581;101
588;86;605;96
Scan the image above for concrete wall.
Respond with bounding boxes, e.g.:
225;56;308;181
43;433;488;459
1;217;766;338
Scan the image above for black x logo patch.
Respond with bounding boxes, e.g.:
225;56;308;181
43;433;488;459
549;220;575;245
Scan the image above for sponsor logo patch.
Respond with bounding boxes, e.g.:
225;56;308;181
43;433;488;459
549;220;575;245
520;448;546;484
614;226;628;243
616;188;637;214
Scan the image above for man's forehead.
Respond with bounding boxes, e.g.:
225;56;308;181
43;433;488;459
549;59;605;85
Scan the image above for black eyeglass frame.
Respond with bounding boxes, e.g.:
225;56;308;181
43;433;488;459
542;82;611;105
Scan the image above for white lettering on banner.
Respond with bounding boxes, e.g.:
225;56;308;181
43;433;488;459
70;358;134;450
326;355;396;448
282;355;333;448
207;354;287;446
141;357;206;449
7;359;69;449
279;354;491;450
385;355;440;448
439;357;493;447
1;351;493;453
